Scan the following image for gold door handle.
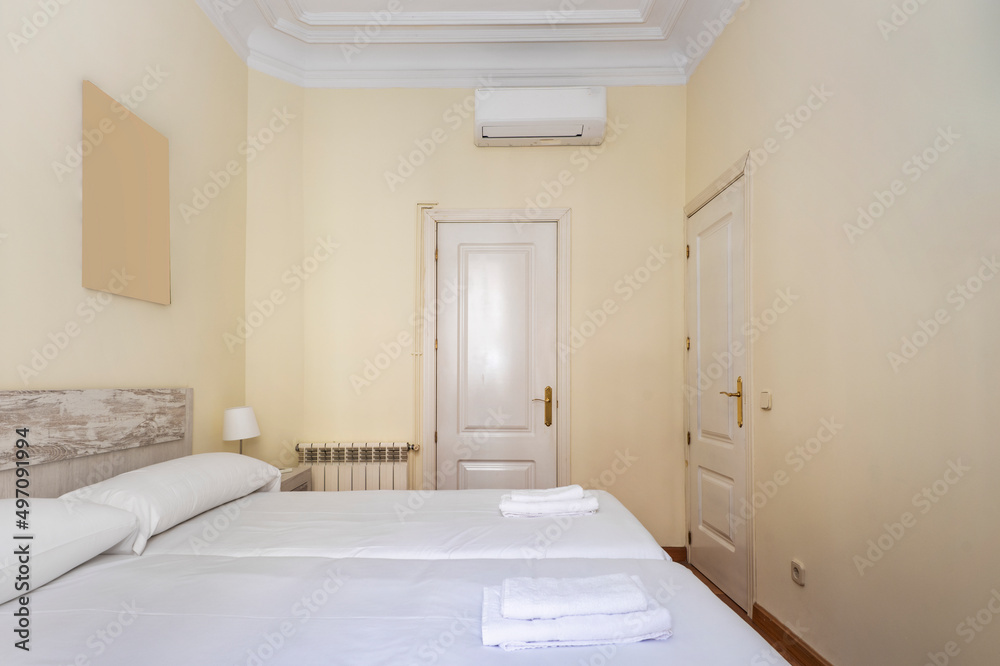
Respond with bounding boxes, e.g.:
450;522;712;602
719;376;743;428
532;386;552;427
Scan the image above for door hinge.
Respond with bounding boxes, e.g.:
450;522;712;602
688;531;692;545
434;339;438;350
686;337;690;350
686;245;690;259
434;431;437;443
687;431;691;445
435;248;438;261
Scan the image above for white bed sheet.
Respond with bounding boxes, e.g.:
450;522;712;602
141;489;669;561
0;555;789;666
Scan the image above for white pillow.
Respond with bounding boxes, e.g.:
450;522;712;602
60;453;280;555
0;499;138;604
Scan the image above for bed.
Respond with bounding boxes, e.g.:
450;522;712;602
3;555;783;665
0;388;788;665
140;488;668;560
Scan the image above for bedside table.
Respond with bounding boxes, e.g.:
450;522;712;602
280;465;312;492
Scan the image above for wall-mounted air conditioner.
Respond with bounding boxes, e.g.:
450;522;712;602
474;87;607;147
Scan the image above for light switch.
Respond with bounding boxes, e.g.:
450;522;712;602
760;391;772;410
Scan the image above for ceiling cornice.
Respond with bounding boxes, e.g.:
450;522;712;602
286;0;657;27
248;48;688;88
198;0;742;89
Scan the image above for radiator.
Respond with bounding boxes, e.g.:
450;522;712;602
297;442;410;491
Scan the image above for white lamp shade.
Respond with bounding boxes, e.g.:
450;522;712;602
223;407;260;441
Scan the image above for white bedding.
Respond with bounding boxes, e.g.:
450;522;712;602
141;489;669;561
0;555;788;666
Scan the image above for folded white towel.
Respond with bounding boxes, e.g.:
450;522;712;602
508;485;585;503
501;574;647;620
499;492;599;518
482;580;672;651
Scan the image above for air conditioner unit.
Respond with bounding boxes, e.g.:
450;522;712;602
474;87;607;147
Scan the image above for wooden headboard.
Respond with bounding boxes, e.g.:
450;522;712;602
0;388;193;498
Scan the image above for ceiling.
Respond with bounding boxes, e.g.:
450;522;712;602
197;0;743;88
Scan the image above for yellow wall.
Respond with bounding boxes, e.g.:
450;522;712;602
243;71;306;470
0;0;248;453
687;0;1000;662
245;86;689;545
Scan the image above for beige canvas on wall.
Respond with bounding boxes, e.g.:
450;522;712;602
82;80;170;305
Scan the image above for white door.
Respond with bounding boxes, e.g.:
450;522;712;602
436;222;558;490
686;176;751;611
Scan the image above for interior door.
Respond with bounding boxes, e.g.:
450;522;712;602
687;176;751;611
436;222;558;490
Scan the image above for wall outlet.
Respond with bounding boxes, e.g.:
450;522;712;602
791;559;805;586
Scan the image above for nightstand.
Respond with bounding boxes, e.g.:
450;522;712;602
280;465;312;492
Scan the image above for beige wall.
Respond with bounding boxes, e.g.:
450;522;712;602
245;86;688;545
0;0;248;454
243;71;306;469
687;0;1000;663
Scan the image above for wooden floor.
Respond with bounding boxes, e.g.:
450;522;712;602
681;564;808;666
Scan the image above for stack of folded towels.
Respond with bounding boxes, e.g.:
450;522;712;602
499;484;599;517
482;573;673;651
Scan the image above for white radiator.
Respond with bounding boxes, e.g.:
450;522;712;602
297;442;410;491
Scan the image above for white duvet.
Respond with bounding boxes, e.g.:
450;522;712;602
0;555;789;666
141;489;669;561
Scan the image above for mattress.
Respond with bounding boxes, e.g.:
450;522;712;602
141;488;669;560
0;554;788;666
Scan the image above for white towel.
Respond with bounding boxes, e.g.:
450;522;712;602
500;492;599;517
482;580;672;651
508;485;585;503
501;574;647;620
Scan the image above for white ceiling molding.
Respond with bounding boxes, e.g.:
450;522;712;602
287;0;657;27
198;0;744;88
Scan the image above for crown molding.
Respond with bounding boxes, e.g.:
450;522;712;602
247;49;687;89
272;18;667;44
287;0;656;27
198;0;739;89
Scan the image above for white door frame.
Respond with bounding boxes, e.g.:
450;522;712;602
684;152;755;614
418;208;571;490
